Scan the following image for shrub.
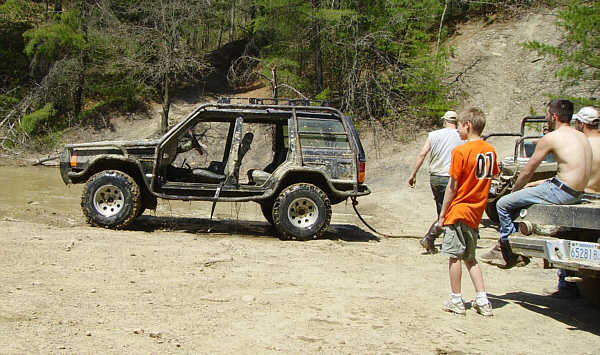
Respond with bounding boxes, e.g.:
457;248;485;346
19;103;57;135
523;0;600;104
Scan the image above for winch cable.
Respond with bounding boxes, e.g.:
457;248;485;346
350;196;417;238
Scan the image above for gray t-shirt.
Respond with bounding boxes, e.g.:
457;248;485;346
428;128;463;176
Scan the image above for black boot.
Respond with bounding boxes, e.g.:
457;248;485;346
499;238;519;268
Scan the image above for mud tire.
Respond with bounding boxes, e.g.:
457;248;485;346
273;183;331;241
81;170;141;229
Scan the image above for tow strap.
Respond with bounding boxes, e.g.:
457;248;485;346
207;183;224;233
350;196;415;238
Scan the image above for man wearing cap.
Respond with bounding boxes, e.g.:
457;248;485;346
493;99;592;280
574;106;600;195
408;110;463;253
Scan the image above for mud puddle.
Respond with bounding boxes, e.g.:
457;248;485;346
0;166;274;229
0;166;83;226
0;166;378;241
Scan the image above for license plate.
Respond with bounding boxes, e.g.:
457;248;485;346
569;241;600;264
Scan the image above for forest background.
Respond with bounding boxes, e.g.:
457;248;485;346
0;0;598;152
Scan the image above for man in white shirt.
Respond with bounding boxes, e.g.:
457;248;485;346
408;111;464;253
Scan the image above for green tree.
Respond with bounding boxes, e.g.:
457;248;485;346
22;3;103;123
0;0;45;103
231;0;452;127
23;8;86;87
524;0;600;104
247;0;316;97
103;0;213;133
229;1;356;98
17;1;149;134
321;0;450;124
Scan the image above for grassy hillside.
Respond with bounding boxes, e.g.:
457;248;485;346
1;0;597;154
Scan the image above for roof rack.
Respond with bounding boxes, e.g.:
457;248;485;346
217;97;330;107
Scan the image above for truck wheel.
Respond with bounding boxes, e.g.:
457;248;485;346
81;170;141;229
273;183;331;241
259;200;274;225
485;200;499;223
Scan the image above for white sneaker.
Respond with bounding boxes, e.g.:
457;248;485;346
473;301;493;316
442;299;466;315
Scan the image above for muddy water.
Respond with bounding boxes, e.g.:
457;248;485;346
0;166;368;240
0;166;271;231
0;166;84;226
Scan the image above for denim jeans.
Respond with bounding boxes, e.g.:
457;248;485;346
424;175;450;241
496;178;581;241
430;175;449;217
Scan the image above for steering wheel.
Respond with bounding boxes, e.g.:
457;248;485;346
188;131;206;155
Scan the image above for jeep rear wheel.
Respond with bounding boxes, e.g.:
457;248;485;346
81;170;141;229
273;183;331;240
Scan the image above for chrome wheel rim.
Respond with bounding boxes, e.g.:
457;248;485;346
93;185;124;217
287;197;319;229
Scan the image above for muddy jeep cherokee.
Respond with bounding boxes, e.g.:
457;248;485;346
59;98;370;240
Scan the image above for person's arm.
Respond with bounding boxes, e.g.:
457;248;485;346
524;178;549;188
408;138;431;188
437;175;457;227
512;135;552;191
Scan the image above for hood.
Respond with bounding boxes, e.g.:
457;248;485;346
65;139;161;149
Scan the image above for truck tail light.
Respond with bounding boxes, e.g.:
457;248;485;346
358;161;365;183
70;151;77;167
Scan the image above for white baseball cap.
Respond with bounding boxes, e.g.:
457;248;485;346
442;111;457;122
573;106;599;125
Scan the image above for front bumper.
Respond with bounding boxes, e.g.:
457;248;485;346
59;150;72;184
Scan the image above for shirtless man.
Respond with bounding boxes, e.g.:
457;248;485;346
573;106;600;195
495;99;592;269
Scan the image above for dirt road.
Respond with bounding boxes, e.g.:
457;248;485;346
1;165;598;354
2;9;599;353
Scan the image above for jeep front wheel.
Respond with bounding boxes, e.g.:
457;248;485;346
273;183;331;240
81;170;141;229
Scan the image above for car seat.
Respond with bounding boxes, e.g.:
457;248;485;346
192;128;253;184
247;148;288;185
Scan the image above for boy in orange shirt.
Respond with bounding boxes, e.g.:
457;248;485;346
437;108;499;316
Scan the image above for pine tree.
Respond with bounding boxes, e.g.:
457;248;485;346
524;1;600;104
97;0;214;133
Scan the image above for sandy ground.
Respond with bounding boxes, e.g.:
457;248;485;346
1;159;599;355
2;7;599;355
